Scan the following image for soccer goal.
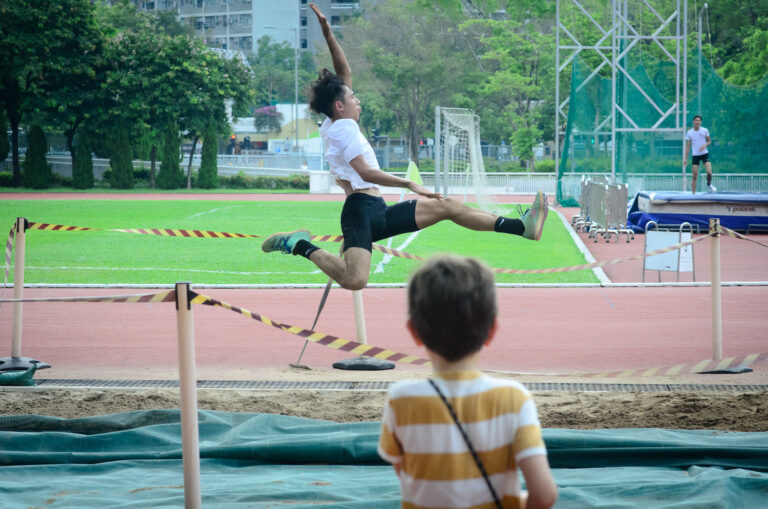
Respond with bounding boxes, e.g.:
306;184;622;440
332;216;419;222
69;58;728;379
434;106;503;213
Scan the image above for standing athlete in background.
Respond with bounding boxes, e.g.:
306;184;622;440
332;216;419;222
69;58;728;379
262;2;549;291
684;115;716;193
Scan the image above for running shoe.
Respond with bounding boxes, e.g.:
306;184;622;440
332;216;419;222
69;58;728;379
519;190;549;241
708;184;717;193
261;229;311;254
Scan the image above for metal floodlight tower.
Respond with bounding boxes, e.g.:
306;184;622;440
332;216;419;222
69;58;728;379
556;0;689;188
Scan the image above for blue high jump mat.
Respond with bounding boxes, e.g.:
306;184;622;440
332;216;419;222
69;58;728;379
627;191;768;233
0;410;767;508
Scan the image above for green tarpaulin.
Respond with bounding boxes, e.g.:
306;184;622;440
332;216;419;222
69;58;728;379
0;410;766;508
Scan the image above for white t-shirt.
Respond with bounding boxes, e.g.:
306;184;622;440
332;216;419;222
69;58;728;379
686;127;710;156
320;117;379;190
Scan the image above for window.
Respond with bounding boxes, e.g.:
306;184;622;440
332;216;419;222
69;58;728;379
301;17;307;26
301;39;307;49
331;16;340;24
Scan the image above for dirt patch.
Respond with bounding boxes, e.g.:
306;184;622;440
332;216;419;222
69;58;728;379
1;388;766;432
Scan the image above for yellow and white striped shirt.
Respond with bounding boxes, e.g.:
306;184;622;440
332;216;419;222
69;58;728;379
378;370;546;509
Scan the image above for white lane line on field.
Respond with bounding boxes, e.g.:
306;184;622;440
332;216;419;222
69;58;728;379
23;266;318;276
187;205;243;218
374;230;421;273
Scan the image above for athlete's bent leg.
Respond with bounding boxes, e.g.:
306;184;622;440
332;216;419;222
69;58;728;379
308;246;371;291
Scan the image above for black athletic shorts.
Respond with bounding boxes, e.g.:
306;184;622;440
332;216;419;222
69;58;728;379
692;154;710;166
340;193;419;252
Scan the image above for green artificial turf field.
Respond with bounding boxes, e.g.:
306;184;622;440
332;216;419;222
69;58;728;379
1;199;598;285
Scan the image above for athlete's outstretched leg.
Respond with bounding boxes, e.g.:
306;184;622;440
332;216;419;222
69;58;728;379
415;191;548;241
261;229;371;290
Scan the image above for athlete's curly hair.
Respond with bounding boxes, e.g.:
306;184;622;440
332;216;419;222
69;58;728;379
309;68;347;118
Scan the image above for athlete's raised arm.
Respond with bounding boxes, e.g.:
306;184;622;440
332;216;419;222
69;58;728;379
309;2;351;86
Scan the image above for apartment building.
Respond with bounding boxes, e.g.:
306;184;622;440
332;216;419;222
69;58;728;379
135;0;364;54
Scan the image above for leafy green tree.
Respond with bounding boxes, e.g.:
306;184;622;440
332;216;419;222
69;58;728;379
97;2;252;188
342;1;479;164
72;130;94;189
464;15;554;168
22;125;51;189
253;106;284;133
0;0;100;186
177;50;253;188
250;35;315;106
717;27;768;86
157;121;183;189
197;122;218;189
108;127;134;189
0;110;9;166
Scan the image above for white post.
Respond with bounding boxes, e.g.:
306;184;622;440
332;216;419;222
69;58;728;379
11;217;26;358
175;282;202;509
352;290;367;345
435;106;442;194
709;219;722;361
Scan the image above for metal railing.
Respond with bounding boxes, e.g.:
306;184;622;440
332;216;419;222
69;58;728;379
4;155;767;199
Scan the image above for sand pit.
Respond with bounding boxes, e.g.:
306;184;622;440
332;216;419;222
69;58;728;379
1;387;766;431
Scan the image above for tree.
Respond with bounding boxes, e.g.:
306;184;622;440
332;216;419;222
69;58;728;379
157;121;183;189
72;130;94;189
0;110;9;166
253;106;284;133
97;3;252;188
108;127;133;189
462;10;554;168
0;0;100;186
250;35;315;106
22;125;51;189
177;49;253;189
197;122;218;189
342;1;478;164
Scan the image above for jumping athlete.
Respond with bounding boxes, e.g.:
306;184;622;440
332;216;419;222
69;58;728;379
261;3;549;291
684;114;716;193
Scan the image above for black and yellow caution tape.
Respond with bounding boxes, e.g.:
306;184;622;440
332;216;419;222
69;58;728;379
190;291;431;366
4;220;767;289
560;352;768;378
722;226;768;249
3;286;766;377
0;290;176;304
27;221;261;239
360;231;712;274
4;226;13;288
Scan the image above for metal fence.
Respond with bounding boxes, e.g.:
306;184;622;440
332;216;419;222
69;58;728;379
4;155;767;199
559;173;768;202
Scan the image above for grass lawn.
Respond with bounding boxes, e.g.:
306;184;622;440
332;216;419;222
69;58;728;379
1;199;598;285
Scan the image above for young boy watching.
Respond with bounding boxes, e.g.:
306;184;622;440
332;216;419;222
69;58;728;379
378;255;557;509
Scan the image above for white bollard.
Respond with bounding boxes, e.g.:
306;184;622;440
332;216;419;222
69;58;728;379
709;219;723;361
352;289;367;345
175;282;202;509
12;217;26;358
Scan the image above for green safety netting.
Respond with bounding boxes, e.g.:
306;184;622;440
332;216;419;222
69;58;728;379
557;50;768;205
1;410;767;508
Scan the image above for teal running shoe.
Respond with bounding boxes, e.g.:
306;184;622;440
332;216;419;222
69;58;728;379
261;229;311;254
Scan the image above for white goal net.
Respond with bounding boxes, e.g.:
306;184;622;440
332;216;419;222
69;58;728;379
435;107;503;214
